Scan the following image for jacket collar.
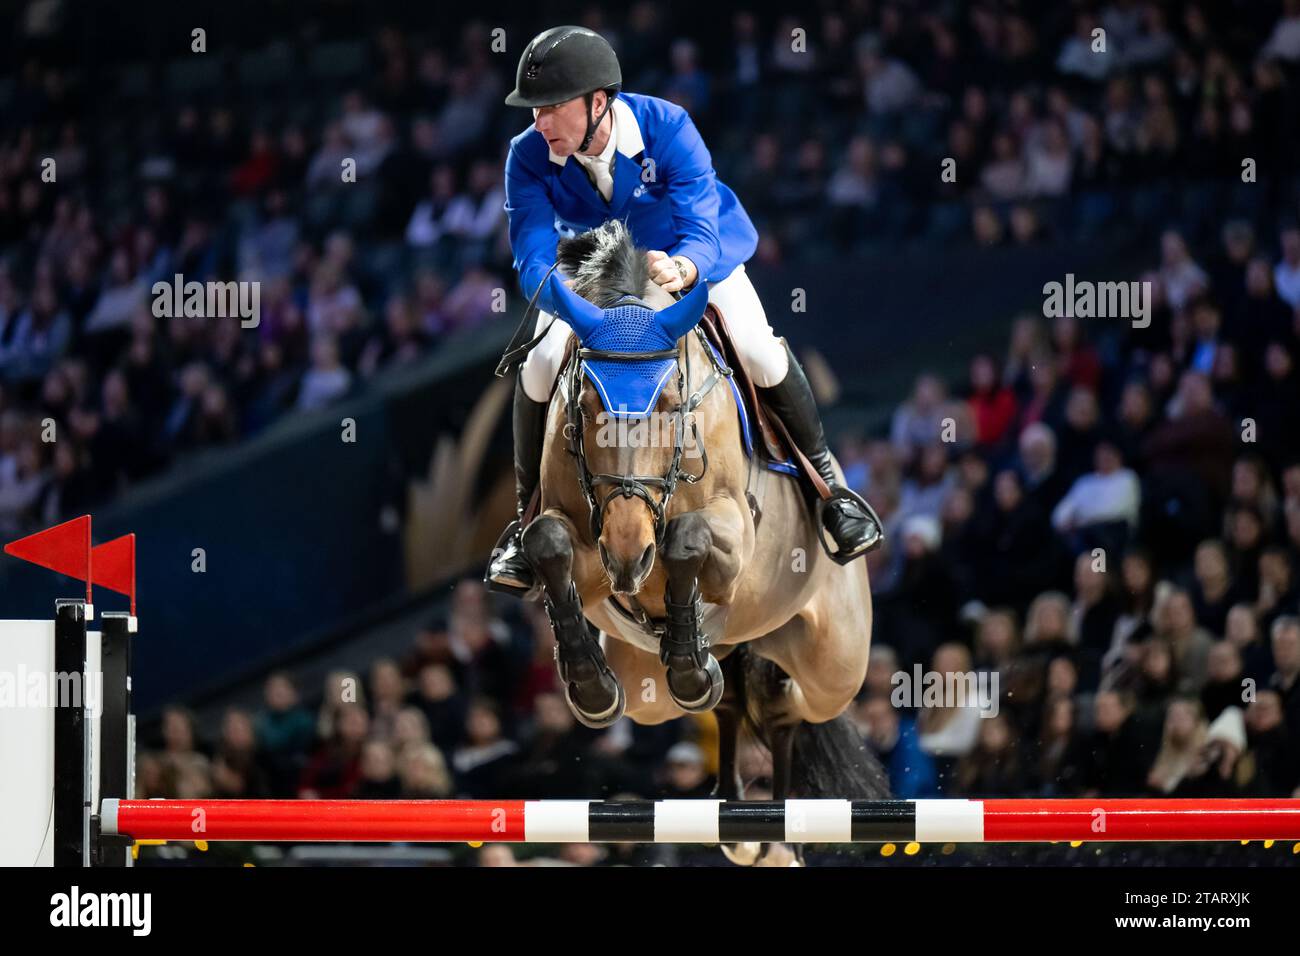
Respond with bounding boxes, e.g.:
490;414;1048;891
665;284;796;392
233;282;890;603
547;96;645;167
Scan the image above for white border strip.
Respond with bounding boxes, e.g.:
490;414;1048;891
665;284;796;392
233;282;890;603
785;798;853;842
655;800;721;843
915;799;984;842
524;800;589;843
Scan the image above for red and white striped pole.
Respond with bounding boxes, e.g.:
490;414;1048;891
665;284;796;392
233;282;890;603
100;798;1300;845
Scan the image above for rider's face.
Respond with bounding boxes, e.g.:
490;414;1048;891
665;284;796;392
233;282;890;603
532;92;605;157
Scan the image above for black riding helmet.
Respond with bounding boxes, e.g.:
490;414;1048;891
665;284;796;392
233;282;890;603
505;25;622;152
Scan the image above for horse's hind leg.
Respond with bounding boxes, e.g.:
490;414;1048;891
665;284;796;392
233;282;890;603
713;652;745;801
522;514;625;728
659;511;724;713
764;719;805;866
715;652;766;866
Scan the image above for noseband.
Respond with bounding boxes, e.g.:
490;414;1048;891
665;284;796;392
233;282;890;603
562;294;732;546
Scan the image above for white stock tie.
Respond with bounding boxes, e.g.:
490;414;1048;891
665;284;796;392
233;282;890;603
587;155;614;202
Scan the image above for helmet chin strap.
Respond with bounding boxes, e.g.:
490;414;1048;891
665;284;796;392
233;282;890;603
578;91;613;154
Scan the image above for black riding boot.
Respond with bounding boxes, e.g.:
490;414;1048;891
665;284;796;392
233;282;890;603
757;340;884;563
485;378;550;596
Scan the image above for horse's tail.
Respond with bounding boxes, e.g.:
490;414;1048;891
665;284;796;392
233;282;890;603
734;644;891;800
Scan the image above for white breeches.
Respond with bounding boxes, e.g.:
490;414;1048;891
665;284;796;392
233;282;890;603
519;262;790;402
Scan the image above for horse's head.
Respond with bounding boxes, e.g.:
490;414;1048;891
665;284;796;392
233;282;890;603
547;221;711;594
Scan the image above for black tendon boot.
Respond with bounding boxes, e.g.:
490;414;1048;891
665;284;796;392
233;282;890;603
757;340;884;563
485;378;550;595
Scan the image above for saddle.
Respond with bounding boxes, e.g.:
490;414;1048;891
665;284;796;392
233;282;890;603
697;303;834;501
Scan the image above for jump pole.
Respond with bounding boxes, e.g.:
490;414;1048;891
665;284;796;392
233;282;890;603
98;798;1300;845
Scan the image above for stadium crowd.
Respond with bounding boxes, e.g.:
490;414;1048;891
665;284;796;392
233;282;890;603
853;218;1300;802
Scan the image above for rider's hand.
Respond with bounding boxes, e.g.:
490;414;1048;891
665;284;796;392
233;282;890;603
646;251;696;293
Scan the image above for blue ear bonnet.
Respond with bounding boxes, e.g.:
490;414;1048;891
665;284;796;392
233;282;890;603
546;275;711;419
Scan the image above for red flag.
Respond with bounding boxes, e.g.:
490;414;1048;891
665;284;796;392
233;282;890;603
3;515;93;604
92;534;136;616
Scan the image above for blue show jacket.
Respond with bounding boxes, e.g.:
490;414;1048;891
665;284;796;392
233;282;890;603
504;91;759;315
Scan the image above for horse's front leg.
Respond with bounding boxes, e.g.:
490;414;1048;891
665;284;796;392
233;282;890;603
658;503;740;713
522;513;625;728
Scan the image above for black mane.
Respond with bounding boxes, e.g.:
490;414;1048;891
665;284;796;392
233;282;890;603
555;220;650;308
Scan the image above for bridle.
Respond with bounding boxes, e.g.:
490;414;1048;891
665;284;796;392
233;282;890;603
562;292;732;547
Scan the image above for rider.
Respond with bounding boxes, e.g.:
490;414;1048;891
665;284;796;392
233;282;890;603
487;25;883;595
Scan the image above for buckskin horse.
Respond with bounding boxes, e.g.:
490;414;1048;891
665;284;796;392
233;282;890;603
519;221;886;864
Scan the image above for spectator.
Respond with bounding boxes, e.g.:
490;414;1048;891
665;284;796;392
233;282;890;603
859;695;940;798
916;643;983;764
357;741;402;799
890;373;952;466
1226;602;1274;684
452;698;519;797
1172;705;1251;797
882;514;959;669
1271;616;1300;740
980;132;1027;201
658;741;713;798
956;714;1025;795
1154;587;1215;693
899;443;956;523
1202;641;1246;721
0;280;71;384
296;335;352;411
158;706;212;799
1051;438;1141;552
1057;12;1115;83
254;673;315;797
1024;118;1073;196
856;38;922;115
1256;547;1300;635
405;165;458;248
966;353;1018;451
973;467;1060;609
398;742;454;798
1159;230;1209;310
1146;697;1207;793
1055;387;1103;483
211;708;270;798
1072;689;1148;796
1030;694;1082;794
299;702;369;799
1071;552;1121;689
1190;538;1239;635
367;657;407;741
1263;0;1300;62
1244;691;1300;795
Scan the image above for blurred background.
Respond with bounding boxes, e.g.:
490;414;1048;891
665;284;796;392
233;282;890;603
1;0;1299;865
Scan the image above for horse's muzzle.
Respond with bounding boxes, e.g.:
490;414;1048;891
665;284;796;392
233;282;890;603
599;540;656;594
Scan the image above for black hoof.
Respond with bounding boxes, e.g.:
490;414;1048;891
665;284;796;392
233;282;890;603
667;654;725;713
565;677;626;729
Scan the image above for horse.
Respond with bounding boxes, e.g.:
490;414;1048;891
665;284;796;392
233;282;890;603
519;221;887;864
